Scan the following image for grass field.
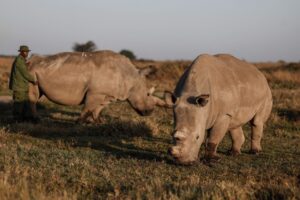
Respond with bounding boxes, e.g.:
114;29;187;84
0;56;299;199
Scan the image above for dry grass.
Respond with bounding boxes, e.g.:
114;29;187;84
0;57;13;69
0;56;299;199
133;60;191;91
259;62;300;90
272;70;300;83
0;57;13;95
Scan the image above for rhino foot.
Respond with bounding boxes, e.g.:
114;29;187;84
204;143;221;163
175;160;198;166
76;116;106;124
76;117;92;124
249;149;261;155
227;149;241;156
94;117;106;124
203;153;221;164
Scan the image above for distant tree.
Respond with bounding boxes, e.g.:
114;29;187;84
277;60;286;65
119;49;136;60
72;41;97;52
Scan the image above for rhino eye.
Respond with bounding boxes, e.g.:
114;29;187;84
187;95;209;107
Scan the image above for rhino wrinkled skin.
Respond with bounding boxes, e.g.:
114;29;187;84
169;54;273;164
27;50;164;122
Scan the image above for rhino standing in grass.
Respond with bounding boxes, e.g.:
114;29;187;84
27;50;165;122
168;54;273;165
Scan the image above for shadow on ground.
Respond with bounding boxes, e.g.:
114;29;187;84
0;101;174;164
277;108;300;122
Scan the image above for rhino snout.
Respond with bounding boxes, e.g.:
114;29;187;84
169;146;198;165
170;130;200;164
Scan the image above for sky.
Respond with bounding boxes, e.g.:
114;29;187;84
0;0;299;62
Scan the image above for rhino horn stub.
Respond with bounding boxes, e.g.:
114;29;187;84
173;131;186;142
148;87;155;95
150;90;175;108
174;131;186;139
152;96;167;107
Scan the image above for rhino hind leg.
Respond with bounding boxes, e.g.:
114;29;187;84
228;126;245;156
28;83;40;119
205;115;231;161
250;114;265;154
249;99;272;154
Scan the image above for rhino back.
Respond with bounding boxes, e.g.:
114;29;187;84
30;51;140;105
175;54;272;128
211;54;271;110
213;54;272;127
88;51;140;100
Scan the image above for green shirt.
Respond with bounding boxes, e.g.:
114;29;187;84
9;55;35;91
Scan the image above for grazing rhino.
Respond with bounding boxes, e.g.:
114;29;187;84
168;54;272;164
27;50;165;122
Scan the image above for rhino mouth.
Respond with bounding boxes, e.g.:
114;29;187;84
175;160;198;166
168;146;198;165
135;108;154;116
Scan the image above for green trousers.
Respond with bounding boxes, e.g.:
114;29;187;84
12;91;32;120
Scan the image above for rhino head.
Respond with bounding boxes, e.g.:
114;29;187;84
127;67;170;116
127;84;157;116
167;93;210;164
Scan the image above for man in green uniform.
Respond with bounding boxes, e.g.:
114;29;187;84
9;45;39;123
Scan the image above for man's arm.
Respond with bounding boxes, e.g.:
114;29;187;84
16;58;36;83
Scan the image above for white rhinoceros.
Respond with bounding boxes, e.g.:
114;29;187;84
168;54;273;164
27;50;165;122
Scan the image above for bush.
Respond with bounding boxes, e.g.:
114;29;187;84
72;41;97;52
119;49;136;60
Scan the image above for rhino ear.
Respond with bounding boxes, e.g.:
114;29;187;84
139;65;156;77
165;91;178;106
195;94;209;106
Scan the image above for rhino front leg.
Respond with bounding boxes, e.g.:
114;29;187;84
79;94;109;124
229;126;245;156
29;101;38;118
80;105;106;123
78;110;89;123
205;115;230;161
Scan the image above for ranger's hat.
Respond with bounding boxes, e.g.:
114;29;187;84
18;45;31;52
